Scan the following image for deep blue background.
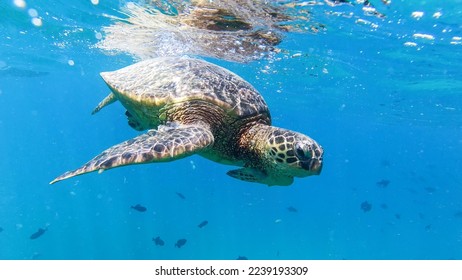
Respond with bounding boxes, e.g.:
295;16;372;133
0;0;461;259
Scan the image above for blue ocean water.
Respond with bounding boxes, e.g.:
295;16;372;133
0;0;461;260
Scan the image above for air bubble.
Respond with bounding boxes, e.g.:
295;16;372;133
28;8;38;17
413;33;435;40
13;0;26;8
432;12;442;19
411;11;424;19
31;17;42;27
404;42;417;47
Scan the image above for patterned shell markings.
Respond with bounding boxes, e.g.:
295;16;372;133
100;57;269;119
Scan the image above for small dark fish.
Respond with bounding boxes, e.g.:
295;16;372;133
360;201;372;212
425;224;432;231
0;227;3;233
175;238;187;248
175;192;186;200
152;236;165;246
198;220;208;228
236;256;248;260
395;214;401;219
380;203;388;209
287;206;298;213
376;179;390;188
30;228;47;240
454;211;462;219
131;204;147;212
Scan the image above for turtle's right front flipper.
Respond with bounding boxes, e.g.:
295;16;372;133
50;123;214;184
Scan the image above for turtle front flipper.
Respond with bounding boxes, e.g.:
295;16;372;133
50;123;214;184
227;167;294;186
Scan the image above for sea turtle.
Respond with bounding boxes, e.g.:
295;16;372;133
50;57;323;186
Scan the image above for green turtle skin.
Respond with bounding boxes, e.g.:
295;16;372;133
50;57;323;186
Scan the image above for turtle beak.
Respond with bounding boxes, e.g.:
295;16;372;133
311;143;323;175
299;143;323;175
310;158;323;174
300;157;322;175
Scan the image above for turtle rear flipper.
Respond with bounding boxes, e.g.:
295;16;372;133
227;167;293;186
50;123;214;184
91;92;117;115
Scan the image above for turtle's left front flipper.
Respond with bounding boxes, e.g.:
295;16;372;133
50;123;214;184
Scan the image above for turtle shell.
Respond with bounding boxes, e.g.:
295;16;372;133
100;57;269;119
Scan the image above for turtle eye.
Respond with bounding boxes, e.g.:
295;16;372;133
294;142;311;160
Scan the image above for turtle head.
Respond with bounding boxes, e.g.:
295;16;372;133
265;127;323;178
